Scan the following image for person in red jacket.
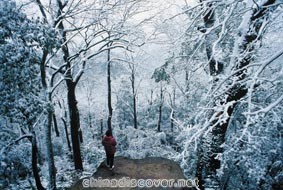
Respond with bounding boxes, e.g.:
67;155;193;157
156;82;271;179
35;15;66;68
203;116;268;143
102;130;117;170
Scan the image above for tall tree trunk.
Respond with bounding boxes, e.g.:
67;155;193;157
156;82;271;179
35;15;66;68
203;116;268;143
170;88;176;133
55;0;83;170
31;133;45;190
67;81;83;170
46;101;56;189
40;50;56;189
157;84;163;132
195;137;204;190
131;65;138;129
133;96;138;129
107;48;113;131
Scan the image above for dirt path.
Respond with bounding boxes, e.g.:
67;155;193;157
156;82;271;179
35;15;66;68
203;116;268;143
68;156;196;190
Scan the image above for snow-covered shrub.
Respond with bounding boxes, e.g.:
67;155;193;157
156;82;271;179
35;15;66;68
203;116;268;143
113;126;176;159
82;143;105;171
0;143;32;186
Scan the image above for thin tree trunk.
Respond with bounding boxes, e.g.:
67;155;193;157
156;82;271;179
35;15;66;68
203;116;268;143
53;113;60;137
170;88;176;133
157;84;163;132
185;69;189;100
100;119;103;136
62;118;71;152
147;90;153;119
88;114;92;128
133;96;138;129
79;128;83;143
157;106;162;132
170;111;174;133
131;65;138;129
150;89;153;106
107;48;113;131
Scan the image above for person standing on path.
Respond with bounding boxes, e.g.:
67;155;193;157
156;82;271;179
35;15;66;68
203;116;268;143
102;130;117;170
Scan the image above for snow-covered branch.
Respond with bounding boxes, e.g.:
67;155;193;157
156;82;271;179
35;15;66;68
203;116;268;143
1;134;33;155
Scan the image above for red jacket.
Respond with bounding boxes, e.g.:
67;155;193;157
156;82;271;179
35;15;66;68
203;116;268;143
102;135;116;155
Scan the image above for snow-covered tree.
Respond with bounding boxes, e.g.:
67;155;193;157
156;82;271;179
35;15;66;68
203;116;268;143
30;0;151;171
173;0;283;189
116;78;133;129
0;0;60;189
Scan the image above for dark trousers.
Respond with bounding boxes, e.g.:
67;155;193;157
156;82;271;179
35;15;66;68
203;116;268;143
106;153;114;168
